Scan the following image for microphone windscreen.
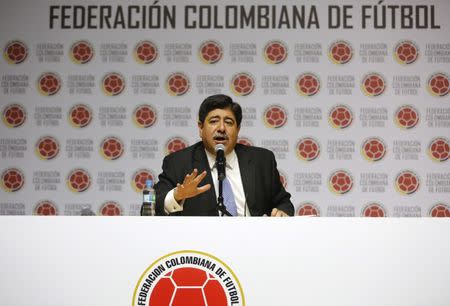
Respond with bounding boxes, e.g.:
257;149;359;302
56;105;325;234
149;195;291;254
215;143;225;152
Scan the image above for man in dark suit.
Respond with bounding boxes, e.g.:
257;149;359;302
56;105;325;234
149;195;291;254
155;94;294;216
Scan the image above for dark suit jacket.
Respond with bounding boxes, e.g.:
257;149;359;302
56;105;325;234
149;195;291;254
155;141;294;216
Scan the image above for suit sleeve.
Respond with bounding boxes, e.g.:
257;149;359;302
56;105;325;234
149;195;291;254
154;154;178;216
269;151;295;216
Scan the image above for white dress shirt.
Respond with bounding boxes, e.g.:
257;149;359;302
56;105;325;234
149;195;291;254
164;149;250;216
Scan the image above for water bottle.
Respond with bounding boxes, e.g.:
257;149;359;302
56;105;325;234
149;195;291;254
141;179;155;216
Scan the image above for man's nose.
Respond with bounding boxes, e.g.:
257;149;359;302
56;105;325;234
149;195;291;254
218;120;226;131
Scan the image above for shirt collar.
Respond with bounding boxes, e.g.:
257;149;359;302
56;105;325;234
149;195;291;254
205;148;236;171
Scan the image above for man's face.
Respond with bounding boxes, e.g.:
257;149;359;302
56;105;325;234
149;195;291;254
198;107;240;155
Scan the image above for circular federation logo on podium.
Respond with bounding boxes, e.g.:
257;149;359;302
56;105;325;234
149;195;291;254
70;40;94;64
427;73;449;97
133;250;245;306
34;200;58;216
296;73;320;96
394;40;419;65
427;137;450;162
361;73;385;97
1;168;25;192
4;40;28;64
230;73;255;96
263;40;288;64
2;104;26;128
199;40;223;64
134;40;158;64
328;40;353;64
37;72;61;96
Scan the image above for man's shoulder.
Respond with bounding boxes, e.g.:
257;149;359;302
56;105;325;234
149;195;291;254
164;141;202;160
236;143;274;158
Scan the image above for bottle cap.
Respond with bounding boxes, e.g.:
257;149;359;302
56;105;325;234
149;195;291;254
145;179;153;188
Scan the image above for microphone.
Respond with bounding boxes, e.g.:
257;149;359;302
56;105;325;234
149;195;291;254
215;144;226;181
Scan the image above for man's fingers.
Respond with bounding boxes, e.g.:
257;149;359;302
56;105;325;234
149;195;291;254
271;208;288;217
197;183;211;194
271;208;278;217
193;170;207;184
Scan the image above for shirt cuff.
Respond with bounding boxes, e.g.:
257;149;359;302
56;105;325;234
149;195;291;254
164;188;185;214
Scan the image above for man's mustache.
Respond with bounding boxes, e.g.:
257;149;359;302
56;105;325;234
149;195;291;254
213;133;228;140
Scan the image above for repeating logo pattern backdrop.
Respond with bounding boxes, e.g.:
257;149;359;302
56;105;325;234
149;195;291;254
0;0;449;217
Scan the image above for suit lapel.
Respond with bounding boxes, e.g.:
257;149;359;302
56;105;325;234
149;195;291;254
236;144;256;212
192;142;217;211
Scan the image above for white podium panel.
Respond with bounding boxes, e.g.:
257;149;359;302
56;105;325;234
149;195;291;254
0;217;449;306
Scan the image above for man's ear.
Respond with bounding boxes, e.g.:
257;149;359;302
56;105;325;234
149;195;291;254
197;121;203;138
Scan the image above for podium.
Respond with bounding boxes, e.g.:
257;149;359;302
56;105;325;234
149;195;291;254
1;217;449;306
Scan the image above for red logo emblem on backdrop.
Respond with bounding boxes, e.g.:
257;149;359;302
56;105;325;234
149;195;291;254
134;40;158;64
394;105;419;129
4;40;28;64
68;104;93;128
231;73;255;96
278;170;287;188
131;169;155;192
35;136;60;160
296;73;320;96
328;105;353;129
166;73;190;96
395;170;420;195
297;202;320;217
37;72;61;96
328;170;353;195
394;40;419;65
263;40;288;64
427;73;449;97
102;72;125;96
70;40;94;64
237;137;253;147
1;168;25;192
428;137;450;162
133;104;157;128
2;104;26;128
100;201;122;216
296;137;320;161
361;73;385;97
263;105;287;128
429;203;450;217
199;40;223;64
362;203;386;217
328;40;353;64
100;136;124;160
132;250;245;306
35;200;58;216
165;137;188;155
67;169;91;193
361;137;387;162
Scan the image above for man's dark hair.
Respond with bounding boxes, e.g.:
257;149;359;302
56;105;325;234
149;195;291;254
198;94;242;127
